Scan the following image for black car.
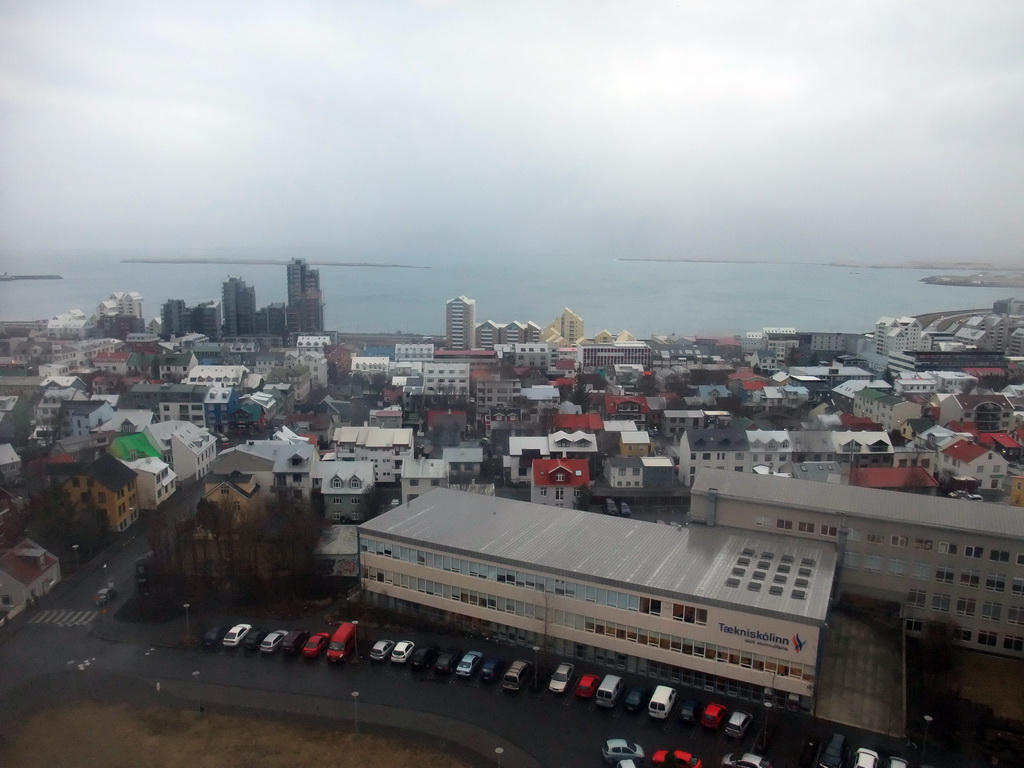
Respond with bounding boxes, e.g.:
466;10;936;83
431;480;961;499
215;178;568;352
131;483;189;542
434;647;464;675
679;698;703;724
410;644;441;671
281;629;311;654
798;736;821;768
479;657;506;682
623;686;651;713
242;628;268;652
817;733;848;768
201;626;228;647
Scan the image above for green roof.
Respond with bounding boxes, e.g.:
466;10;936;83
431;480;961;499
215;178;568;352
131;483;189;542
109;433;160;460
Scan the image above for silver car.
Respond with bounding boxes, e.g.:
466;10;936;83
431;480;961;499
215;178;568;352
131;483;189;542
549;662;575;694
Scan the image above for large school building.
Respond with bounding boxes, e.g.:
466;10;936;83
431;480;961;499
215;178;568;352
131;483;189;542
689;469;1024;659
359;488;835;711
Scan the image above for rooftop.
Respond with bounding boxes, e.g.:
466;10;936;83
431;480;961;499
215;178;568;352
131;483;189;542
360;488;834;624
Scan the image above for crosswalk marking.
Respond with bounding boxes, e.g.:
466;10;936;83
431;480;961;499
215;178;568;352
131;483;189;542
27;609;98;626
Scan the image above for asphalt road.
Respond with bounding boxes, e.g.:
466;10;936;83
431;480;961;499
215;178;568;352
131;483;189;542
1;599;927;768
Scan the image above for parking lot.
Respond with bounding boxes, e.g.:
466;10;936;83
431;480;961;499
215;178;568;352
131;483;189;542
185;623;917;768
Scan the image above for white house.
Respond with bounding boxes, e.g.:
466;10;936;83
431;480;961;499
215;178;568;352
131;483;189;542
122;456;177;510
144;420;218;483
0;443;22;484
422;362;470;396
0;539;61;615
401;458;449;504
184;365;249;388
938;439;1009;491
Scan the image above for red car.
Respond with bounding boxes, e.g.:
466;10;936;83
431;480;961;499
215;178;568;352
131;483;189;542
653;750;703;768
700;702;728;729
574;673;601;698
301;632;330;658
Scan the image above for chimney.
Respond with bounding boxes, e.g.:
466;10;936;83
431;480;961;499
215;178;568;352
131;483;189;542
706;487;718;527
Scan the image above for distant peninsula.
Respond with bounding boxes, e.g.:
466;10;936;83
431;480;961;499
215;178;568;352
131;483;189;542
920;273;1024;288
617;257;1024;272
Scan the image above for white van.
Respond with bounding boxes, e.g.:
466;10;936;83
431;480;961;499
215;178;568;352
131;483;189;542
595;674;625;708
648;684;677;719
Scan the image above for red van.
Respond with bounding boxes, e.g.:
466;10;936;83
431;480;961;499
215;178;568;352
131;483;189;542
326;622;357;663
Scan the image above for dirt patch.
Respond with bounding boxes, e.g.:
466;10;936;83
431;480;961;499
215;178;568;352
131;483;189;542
955;653;1024;721
0;703;473;768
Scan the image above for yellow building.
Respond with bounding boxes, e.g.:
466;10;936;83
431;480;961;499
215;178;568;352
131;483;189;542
202;471;263;522
1010;475;1024;507
63;454;140;532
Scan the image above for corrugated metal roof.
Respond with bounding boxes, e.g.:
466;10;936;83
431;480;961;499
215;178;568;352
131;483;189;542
691;468;1024;539
360;488;833;623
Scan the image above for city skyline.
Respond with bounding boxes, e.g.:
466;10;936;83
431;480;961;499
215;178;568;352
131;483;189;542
2;2;1024;267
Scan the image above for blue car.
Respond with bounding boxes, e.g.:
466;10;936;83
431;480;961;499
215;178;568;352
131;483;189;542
479;656;506;682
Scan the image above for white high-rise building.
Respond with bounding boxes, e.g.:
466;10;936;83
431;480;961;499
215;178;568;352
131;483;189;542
445;296;476;350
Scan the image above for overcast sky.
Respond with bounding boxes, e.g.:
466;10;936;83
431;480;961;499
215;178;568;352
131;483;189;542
2;1;1022;265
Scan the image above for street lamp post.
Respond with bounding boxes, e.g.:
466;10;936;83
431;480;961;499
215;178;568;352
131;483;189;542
532;645;540;691
103;563;110;589
183;603;191;642
351;691;360;733
495;747;504;768
192;670;202;712
352;620;359;662
72;544;79;568
761;701;773;747
921;714;933;762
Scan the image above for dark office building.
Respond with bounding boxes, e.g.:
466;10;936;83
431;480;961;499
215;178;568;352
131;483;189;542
222;277;257;337
161;299;190;338
190;301;222;340
285;258;324;333
255;302;288;340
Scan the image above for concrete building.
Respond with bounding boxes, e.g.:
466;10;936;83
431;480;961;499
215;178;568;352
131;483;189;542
691;469;1024;661
286;258;325;333
874;316;930;357
222;277;257;337
395;343;434;362
445;296;476;351
359;489;834;711
423;361;470;396
401;458;448;504
333;426;414;483
542;307;585;345
314;460;376;523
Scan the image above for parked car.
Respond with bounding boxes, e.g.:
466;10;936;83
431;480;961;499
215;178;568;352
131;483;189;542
259;630;289;654
94;587;118;606
501;659;533;691
242;628;268;652
433;647;464;675
409;644;440;671
201;626;228;647
948;490;982;501
456;651;483;677
301;632;330;659
605;498;618;515
619;500;632;517
222;623;252;648
817;733;848;768
281;630;310;654
725;710;754;739
603;739;645;764
548;662;575;694
370;639;395;661
885;758;909;768
653;750;702;767
575;673;601;699
701;702;728;729
390;640;415;664
679;698;703;724
721;753;773;768
623;686;651;713
480;656;506;682
852;749;880;768
797;736;821;768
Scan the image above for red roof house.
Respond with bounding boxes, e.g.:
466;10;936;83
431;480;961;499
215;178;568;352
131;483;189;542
530;458;590;509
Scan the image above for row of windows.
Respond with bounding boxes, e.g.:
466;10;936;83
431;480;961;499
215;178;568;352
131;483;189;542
366;566;811;682
756;517;838;537
547;609;814;683
846;553;1024;595
361;537;709;625
905;620;1024;652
